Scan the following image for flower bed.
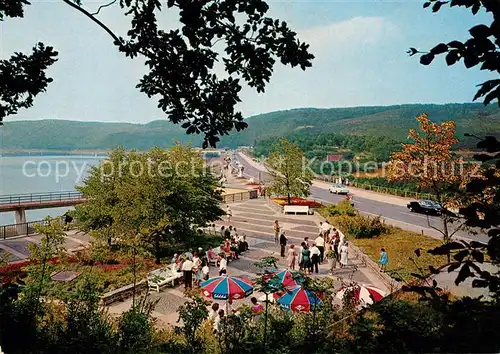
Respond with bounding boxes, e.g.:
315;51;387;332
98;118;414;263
0;256;79;285
272;197;323;208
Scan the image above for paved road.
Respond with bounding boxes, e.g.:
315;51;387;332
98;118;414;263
235;152;488;244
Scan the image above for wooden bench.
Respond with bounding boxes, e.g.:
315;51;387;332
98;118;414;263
147;265;183;292
283;205;310;215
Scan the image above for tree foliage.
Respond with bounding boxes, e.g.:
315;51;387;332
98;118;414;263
410;0;500;106
265;139;313;205
74;145;224;262
388;113;471;194
5;0;312;147
0;39;58;121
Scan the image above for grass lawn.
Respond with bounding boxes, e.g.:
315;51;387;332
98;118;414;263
352;229;447;282
325;214;448;283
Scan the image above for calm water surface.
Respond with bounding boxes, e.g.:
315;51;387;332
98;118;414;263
0;156;103;225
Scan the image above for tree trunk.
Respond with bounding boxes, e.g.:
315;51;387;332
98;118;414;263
287;193;291;205
443;218;451;263
155;232;161;264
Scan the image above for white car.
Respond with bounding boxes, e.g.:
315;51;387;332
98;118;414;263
328;183;349;194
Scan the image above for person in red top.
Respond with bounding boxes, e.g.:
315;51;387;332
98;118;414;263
250;297;264;315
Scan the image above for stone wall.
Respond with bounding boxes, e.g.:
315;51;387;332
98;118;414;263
223;190;258;204
100;279;148;306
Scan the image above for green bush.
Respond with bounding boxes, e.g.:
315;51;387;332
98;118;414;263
334;214;387;239
320;200;357;217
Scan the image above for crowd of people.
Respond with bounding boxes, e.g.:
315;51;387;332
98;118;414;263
208;296;265;334
275;219;353;275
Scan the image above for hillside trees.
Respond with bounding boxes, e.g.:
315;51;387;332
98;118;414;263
265;140;313;205
1;0;313;147
75;145;224;263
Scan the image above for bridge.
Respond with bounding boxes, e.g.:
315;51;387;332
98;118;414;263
0;191;85;226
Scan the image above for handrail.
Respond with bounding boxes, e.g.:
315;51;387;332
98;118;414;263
0;191;83;206
0;217;76;239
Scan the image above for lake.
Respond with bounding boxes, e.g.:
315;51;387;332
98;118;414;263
0;155;103;225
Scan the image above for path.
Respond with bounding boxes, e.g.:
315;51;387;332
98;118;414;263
108;197;388;327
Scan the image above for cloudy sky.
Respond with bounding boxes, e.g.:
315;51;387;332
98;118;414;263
0;0;494;123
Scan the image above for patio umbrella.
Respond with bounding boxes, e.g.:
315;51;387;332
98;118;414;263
335;284;386;306
269;269;304;289
200;275;254;300
276;286;323;312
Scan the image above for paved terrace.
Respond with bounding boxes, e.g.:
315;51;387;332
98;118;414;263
108;197;388;326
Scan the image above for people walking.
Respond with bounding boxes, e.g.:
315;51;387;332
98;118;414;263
327;245;337;274
310;243;320;274
280;231;288;258
181;257;194;290
226;205;232;223
219;253;227;275
333;233;341;261
273;220;280;244
301;244;311;275
321;220;331;241
378;248;388;272
287;244;297;270
315;233;325;263
192;252;202;286
339;241;349;268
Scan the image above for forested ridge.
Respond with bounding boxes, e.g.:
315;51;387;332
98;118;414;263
3;103;499;151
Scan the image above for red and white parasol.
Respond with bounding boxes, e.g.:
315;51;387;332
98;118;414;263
335;284;386;306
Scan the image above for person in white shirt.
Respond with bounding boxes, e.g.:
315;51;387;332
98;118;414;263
339;229;346;246
202;263;210;281
192;252;202;286
181;258;194;290
321;221;332;240
310;244;321;274
213;309;225;334
208;302;220;322
219;254;227;276
315;234;325;263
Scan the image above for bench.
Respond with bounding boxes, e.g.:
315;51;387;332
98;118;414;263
283;205;310;215
147;265;183;293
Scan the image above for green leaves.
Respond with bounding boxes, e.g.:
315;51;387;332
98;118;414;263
430;43;449;55
469;24;491;38
0;42;58;121
110;0;314;147
76;146;224;260
419;53;435;65
266;140;313;202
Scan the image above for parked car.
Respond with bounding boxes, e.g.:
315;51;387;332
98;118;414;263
328;183;350;194
407;200;442;215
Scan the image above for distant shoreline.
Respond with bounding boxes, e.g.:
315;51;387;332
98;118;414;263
0;150;112;157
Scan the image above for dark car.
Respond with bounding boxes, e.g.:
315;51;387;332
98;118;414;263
407;200;442;216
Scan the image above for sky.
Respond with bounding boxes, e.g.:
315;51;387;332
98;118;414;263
0;0;495;124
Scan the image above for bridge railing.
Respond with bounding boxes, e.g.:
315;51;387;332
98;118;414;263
0;191;83;206
0;217;77;239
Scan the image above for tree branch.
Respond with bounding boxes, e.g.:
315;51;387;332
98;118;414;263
91;0;117;15
427;216;446;237
62;0;121;45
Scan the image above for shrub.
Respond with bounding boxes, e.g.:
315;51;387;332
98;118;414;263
320;200;356;217
333;214;387;239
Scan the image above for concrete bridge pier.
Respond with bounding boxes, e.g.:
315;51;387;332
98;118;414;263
15;208;26;234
